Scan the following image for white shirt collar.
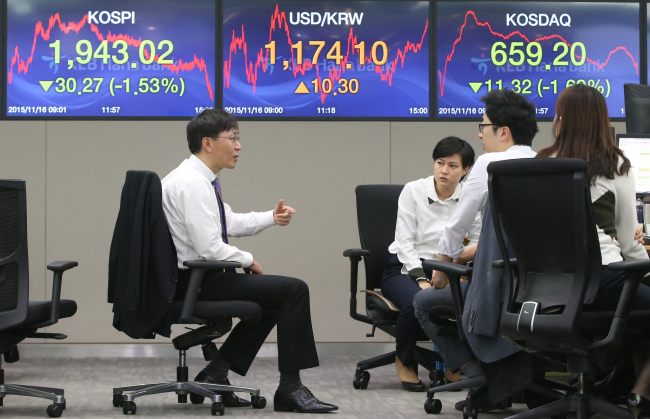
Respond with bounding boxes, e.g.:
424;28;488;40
188;154;217;182
426;176;462;204
505;145;533;154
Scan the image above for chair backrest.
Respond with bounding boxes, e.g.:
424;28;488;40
0;180;29;331
487;158;602;352
355;185;403;290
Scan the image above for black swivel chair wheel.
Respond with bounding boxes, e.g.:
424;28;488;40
211;402;225;416
46;403;64;418
429;370;445;388
113;394;124;407
190;393;205;404
251;395;266;409
424;398;442;414
352;370;370;389
463;406;477;419
122;401;136;415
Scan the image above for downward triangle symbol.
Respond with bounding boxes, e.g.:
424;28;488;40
469;82;483;94
39;81;54;92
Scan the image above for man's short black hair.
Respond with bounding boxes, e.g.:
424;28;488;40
432;136;475;169
480;89;538;146
186;109;238;154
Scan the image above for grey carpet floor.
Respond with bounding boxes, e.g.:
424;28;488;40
1;356;532;418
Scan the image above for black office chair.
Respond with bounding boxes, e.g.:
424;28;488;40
344;185;445;390
109;171;266;416
487;158;650;419
420;263;573;417
0;180;78;418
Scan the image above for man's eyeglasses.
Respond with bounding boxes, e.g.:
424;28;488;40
478;123;497;133
215;135;241;144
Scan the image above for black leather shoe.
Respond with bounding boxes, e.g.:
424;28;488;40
194;371;251;407
628;393;650;419
402;380;427;392
273;385;338;412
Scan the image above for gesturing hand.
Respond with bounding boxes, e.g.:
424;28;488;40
273;199;297;226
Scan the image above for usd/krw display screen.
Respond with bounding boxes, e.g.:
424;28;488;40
6;0;216;117
222;1;430;118
436;1;640;119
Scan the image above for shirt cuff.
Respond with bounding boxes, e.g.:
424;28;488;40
440;245;465;260
408;268;427;282
262;210;277;228
241;252;254;268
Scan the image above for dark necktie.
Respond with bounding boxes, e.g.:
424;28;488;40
211;177;229;244
211;177;236;273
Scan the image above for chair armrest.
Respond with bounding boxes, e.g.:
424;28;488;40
343;248;371;259
589;259;650;351
32;261;78;328
492;259;518;269
47;261;78;272
422;259;472;342
182;260;242;269
343;248;373;325
422;260;472;277
607;259;650;274
178;260;242;324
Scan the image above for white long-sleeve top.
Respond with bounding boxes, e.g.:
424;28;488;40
388;176;481;280
438;145;537;259
590;159;648;264
161;154;276;269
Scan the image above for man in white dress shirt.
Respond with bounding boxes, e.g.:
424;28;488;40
413;89;539;406
161;109;336;413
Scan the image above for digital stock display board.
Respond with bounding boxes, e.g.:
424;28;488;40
436;1;641;119
222;1;431;118
6;0;216;118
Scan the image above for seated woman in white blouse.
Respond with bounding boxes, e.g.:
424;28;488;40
381;136;481;391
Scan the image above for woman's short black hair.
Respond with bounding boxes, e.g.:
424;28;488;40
186;109;238;154
432;136;475;169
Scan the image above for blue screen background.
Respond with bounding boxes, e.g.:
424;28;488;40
436;2;640;119
6;0;216;117
222;0;430;118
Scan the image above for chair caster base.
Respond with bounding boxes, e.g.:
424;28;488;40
352;370;370;389
190;392;205;404
46;403;64;418
113;394;124;407
463;406;477;419
211;402;225;416
251;395;266;409
424;398;442;414
123;400;136;415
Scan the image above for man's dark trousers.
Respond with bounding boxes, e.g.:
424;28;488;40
175;270;320;375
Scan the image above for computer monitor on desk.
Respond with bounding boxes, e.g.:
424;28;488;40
617;134;650;195
624;83;650;135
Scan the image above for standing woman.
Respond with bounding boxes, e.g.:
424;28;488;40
536;84;650;417
381;136;480;391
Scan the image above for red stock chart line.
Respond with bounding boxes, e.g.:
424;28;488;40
8;13;214;100
223;4;428;103
438;10;639;97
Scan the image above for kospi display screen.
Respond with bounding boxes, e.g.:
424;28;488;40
436;1;640;119
222;1;430;119
6;0;216;118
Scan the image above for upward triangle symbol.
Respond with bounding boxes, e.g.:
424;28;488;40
294;82;310;94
